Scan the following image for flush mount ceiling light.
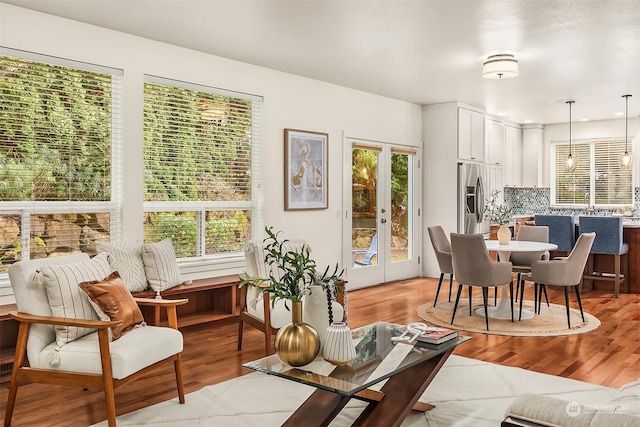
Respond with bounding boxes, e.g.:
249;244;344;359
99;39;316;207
482;54;519;79
620;94;633;170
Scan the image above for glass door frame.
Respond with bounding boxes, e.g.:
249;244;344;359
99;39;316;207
342;135;421;290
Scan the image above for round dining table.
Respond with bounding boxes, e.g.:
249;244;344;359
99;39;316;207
482;240;558;320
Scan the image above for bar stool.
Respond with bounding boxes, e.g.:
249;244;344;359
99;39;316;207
534;215;575;254
578;216;628;298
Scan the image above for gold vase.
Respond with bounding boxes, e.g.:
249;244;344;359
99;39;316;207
497;224;511;244
274;300;320;367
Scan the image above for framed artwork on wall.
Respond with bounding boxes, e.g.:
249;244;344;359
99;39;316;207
284;129;328;210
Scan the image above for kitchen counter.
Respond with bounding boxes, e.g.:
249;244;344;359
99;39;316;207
622;219;640;228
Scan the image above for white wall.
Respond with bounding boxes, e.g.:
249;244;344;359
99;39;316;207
543;117;640;187
0;4;422;277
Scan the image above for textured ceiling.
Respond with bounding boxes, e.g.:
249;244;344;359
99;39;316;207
3;0;640;125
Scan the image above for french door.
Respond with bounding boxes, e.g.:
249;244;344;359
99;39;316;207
343;137;421;290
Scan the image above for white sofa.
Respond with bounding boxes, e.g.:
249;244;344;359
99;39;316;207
503;387;640;427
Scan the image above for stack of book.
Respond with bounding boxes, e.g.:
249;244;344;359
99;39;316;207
414;327;458;345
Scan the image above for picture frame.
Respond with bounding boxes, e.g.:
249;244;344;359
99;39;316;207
284;129;328;210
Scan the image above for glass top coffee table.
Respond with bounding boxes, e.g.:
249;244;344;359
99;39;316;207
243;322;470;427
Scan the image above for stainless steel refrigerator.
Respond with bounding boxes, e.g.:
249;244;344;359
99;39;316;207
457;162;490;236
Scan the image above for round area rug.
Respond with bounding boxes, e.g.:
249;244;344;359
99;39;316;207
416;299;600;337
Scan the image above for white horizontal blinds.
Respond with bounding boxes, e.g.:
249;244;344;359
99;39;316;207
143;76;262;260
594;140;632;205
554;143;590;204
0;52;122;271
554;140;633;206
143;79;254;202
0;55;115;202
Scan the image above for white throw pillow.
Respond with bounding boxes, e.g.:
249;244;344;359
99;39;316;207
40;252;111;347
96;240;147;292
141;239;183;292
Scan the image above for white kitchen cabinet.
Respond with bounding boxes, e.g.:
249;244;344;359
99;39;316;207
522;124;544;187
488;164;504;200
504;125;522;187
458;107;485;162
486;119;505;166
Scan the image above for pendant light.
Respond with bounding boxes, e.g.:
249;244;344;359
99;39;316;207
620;94;633;170
565;100;576;173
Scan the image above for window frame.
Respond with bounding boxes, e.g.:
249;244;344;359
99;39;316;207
551;138;634;208
142;75;263;271
0;49;123;287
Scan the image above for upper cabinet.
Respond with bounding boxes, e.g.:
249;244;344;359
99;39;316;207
504;125;522;187
458;107;485;162
522;124;544;187
486;119;505;166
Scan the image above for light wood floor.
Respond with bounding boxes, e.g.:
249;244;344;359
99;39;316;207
1;277;639;426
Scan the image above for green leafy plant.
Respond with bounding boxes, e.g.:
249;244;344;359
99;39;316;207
240;227;343;307
484;190;520;225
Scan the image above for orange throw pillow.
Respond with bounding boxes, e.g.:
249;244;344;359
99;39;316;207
79;271;144;340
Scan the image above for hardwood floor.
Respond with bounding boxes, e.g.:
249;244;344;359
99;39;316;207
1;277;639;426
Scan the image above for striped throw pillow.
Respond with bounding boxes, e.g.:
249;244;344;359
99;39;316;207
141;239;183;292
40;252;112;346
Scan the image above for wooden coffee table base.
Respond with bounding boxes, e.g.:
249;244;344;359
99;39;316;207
282;348;453;427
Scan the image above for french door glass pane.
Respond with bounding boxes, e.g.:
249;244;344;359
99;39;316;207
391;152;411;262
351;148;378;267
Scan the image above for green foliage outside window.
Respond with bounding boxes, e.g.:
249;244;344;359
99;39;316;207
0;56;112;202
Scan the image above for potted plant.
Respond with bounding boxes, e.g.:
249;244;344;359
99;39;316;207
484;190;519;244
240;226;343;366
623;206;634;217
241;226;343;306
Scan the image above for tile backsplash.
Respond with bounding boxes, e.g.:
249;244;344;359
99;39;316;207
503;187;639;218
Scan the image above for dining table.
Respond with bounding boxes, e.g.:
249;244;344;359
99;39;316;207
482;240;558;320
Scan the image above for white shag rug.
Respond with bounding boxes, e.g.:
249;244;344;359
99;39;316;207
92;355;639;426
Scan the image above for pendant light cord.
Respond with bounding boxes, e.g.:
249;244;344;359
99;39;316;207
567;100;574;155
624;94;631;154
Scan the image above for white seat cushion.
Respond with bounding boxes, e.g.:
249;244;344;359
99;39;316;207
37;325;183;379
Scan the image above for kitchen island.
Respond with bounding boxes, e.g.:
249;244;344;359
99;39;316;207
494;216;640;294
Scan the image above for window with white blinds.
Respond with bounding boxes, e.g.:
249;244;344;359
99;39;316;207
143;76;261;260
552;140;633;206
0;51;122;276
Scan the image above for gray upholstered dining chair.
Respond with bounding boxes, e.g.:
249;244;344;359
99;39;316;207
530;232;596;329
450;233;514;330
427;225;454;307
511;225;550;318
578;216;628;298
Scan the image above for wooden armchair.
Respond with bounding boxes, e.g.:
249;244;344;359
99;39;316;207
4;253;188;427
